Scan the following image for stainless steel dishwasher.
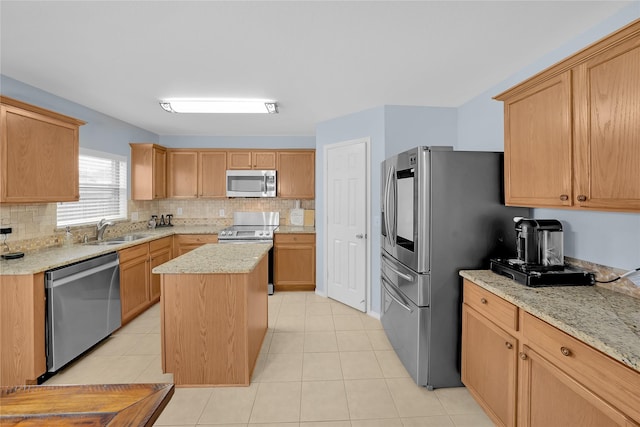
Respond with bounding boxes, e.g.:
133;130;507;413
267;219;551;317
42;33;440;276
45;252;121;373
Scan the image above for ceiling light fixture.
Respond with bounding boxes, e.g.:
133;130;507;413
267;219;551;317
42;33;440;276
159;99;278;114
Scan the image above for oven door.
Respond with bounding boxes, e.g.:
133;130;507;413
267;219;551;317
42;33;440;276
381;147;431;273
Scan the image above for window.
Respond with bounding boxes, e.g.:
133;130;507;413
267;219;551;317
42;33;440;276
57;148;127;227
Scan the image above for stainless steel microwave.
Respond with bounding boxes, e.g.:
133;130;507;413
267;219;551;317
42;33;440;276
226;170;276;197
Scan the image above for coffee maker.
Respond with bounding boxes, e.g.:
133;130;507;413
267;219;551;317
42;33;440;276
514;218;564;267
490;218;594;287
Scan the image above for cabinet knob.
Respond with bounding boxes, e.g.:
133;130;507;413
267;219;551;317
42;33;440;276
560;346;571;357
505;342;513;350
480;297;488;304
559;194;569;201
519;352;528;360
577;195;587;202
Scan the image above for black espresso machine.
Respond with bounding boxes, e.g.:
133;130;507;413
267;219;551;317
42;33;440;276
490;218;594;287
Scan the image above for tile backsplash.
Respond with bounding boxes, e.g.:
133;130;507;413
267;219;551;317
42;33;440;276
0;198;314;253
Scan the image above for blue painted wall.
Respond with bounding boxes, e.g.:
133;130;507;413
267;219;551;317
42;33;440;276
457;3;640;271
160;135;315;149
1;75;159;158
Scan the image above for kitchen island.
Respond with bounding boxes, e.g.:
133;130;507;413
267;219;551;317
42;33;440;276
153;243;270;387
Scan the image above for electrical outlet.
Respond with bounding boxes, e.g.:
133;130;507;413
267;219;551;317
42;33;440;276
177;207;183;215
131;212;139;221
0;227;12;235
219;209;225;217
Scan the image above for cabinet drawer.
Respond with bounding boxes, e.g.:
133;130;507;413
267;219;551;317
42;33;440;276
522;312;640;423
275;233;315;244
150;236;172;253
174;234;218;245
463;279;518;332
118;243;149;263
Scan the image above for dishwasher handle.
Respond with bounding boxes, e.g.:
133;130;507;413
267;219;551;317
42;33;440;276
46;259;119;289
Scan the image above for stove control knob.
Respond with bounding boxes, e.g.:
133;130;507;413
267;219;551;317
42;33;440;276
220;231;226;236
258;231;264;236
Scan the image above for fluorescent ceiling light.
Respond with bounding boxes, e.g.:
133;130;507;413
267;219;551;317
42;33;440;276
159;99;278;114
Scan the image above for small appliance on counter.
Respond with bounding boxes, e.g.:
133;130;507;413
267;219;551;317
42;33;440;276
490;217;594;287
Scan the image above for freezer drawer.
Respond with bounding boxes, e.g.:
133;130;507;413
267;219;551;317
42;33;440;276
381;250;430;307
381;275;430;386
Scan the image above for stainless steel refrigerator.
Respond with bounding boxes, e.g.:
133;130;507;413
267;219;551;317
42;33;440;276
380;146;528;389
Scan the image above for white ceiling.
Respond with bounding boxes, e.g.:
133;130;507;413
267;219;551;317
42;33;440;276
0;1;632;136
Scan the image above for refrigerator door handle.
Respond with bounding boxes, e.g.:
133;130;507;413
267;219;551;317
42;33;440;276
382;277;412;313
383;165;394;247
381;254;414;282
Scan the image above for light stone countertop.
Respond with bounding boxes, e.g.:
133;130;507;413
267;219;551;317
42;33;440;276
460;270;640;373
152;243;271;275
0;225;223;275
275;225;316;234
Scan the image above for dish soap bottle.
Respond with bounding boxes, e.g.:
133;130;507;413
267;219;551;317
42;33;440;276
64;226;73;247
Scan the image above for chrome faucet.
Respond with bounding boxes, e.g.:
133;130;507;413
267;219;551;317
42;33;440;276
96;218;115;240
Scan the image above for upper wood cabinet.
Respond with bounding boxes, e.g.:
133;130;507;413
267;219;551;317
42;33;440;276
277;150;315;199
495;19;640;212
130;143;167;200
167;149;226;199
227;150;276;170
0;96;85;203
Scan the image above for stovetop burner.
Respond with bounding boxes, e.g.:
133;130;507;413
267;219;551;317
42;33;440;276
490;258;595;287
218;211;280;241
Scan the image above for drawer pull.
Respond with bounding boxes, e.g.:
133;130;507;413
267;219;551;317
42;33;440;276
560;346;571;357
559;194;569;201
505;342;513;350
519;352;528;360
480;297;488;304
577;195;587;202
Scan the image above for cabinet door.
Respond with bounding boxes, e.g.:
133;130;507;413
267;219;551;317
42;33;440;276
199;151;227;197
1;103;80;203
253;151;276;169
519;345;632;427
573;36;640;211
274;234;316;291
503;72;573;208
461;304;517;427
227;151;252;169
277;151;315;199
167;151;198;198
119;245;150;324
153;147;167;199
149;247;171;303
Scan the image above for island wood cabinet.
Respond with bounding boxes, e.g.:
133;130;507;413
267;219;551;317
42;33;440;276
130;143;166;200
495;19;640;212
172;234;218;257
274;233;315;291
0;273;45;386
119;237;173;324
227;150;276;170
462;279;640;426
167;149;227;198
0;96;84;203
277;150;315;199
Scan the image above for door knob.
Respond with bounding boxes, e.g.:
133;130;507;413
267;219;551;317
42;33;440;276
356;234;365;239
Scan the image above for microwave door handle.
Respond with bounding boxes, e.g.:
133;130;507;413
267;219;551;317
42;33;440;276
262;175;267;194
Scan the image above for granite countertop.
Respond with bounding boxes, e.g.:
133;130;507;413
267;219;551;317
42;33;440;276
0;225;224;276
460;270;640;373
275;225;316;234
153;243;271;274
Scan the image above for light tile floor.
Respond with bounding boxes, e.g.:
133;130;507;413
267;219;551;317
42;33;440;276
45;291;494;427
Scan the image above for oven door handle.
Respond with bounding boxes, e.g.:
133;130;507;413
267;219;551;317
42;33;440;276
381;254;413;282
381;276;412;313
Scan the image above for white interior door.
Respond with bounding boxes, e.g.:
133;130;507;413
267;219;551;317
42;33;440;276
325;138;369;312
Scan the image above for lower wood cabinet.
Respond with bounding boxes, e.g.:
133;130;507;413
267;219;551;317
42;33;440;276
462;279;640;427
462;304;517;427
274;233;315;291
0;273;45;386
172;234;218;257
120;236;173;324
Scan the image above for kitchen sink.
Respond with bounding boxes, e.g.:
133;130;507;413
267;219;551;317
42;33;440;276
85;234;149;246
